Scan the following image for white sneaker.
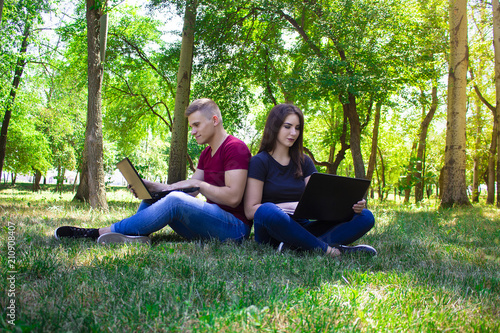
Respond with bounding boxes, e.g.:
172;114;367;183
277;242;285;253
97;232;151;245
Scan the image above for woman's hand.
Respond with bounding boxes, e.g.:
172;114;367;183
352;199;366;214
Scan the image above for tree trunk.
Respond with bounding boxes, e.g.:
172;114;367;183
471;94;483;202
33;170;41;191
441;0;471;207
330;114;350;174
74;158;90;202
342;93;366;179
0;0;4;22
0;22;30;177
377;146;386;201
487;123;497;204
56;166;66;193
366;101;382;181
168;0;197;184
73;172;79;193
404;142;417;203
74;0;108;210
493;0;500;207
471;71;497;204
415;86;438;203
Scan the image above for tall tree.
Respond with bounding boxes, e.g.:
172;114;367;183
74;0;108;210
493;0;500;207
469;0;496;204
441;0;471;207
0;0;51;178
471;92;484;202
0;21;30;178
271;0;408;178
415;85;439;203
471;76;496;204
168;0;197;183
366;101;382;182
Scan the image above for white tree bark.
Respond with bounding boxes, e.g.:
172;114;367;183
441;0;470;207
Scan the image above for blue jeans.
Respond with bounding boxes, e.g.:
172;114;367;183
111;191;251;242
253;202;375;253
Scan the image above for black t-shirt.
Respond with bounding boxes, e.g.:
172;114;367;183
248;151;317;204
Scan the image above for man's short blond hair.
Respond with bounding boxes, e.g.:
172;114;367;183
185;98;222;121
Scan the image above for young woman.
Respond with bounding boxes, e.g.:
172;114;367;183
244;104;376;257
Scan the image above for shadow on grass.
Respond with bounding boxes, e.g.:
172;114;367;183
368;206;500;295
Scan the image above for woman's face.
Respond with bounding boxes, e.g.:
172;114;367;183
276;113;301;150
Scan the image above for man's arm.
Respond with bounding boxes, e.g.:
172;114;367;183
157;168;247;207
140;172;204;198
191;169;248;208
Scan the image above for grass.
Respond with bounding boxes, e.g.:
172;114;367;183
1;183;499;332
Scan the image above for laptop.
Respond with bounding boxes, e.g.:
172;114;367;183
116;157;199;201
288;173;371;222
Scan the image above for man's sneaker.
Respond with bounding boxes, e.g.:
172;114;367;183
337;244;377;256
97;232;151;245
54;226;99;240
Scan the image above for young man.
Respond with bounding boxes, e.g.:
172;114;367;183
55;98;252;244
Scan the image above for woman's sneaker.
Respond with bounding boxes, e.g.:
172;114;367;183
97;232;151;245
337;244;377;256
54;226;99;240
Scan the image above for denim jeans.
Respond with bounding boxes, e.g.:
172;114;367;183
253;202;375;252
111;191;251;242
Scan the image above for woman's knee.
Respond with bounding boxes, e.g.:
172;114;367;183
254;203;281;221
254;203;295;232
359;209;375;230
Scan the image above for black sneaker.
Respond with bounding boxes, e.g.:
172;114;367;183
54;226;100;240
337;244;377;256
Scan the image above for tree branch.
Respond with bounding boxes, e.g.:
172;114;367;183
111;32;175;97
469;68;495;114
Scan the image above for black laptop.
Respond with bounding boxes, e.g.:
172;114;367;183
116;158;199;201
288;173;371;222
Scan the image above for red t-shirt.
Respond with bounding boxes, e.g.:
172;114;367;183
197;135;251;226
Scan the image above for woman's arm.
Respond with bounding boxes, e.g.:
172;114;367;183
244;175;313;219
244;178;264;220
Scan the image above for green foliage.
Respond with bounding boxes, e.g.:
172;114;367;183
4;118;52;175
103;4;178;156
0;0;494;200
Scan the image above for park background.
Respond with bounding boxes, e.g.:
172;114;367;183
1;0;499;331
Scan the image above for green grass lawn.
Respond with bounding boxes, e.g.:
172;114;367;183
1;184;499;332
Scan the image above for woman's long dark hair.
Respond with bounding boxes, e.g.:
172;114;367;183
259;104;305;178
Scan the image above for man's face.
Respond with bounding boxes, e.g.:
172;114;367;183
188;111;216;145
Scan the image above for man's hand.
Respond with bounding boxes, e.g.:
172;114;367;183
142;179;169;193
352;199;366;214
